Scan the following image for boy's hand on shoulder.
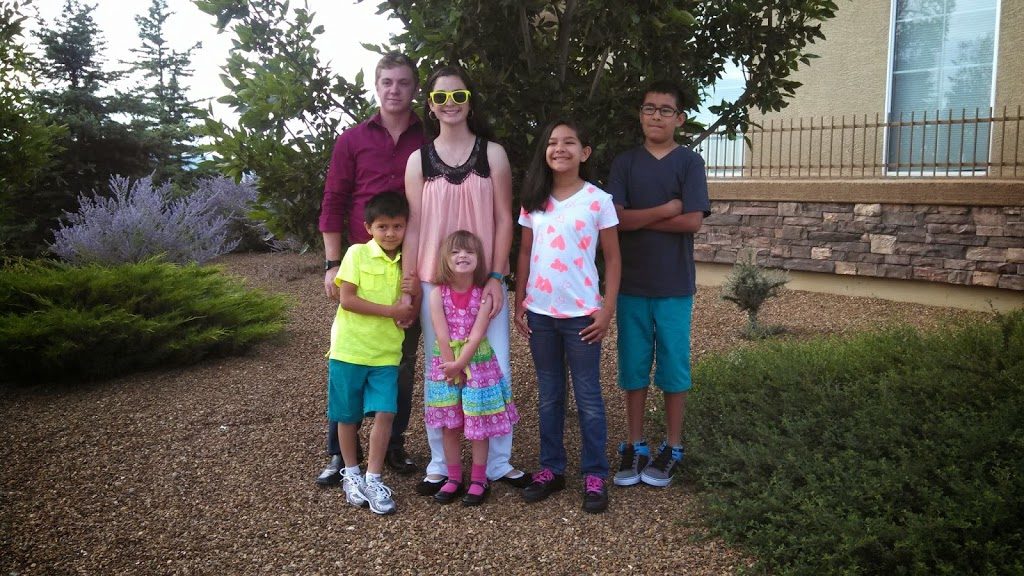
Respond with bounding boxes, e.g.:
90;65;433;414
580;306;614;344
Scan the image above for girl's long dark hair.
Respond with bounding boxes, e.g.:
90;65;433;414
519;118;591;214
422;64;493;140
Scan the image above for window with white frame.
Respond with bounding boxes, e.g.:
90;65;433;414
888;0;998;173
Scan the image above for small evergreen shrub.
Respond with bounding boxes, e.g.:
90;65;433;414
684;311;1024;575
720;250;788;338
50;175;261;265
0;259;289;384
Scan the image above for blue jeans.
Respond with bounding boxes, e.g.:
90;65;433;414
527;311;608;477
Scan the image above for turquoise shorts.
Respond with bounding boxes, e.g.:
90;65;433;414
616;294;693;393
327;359;398;424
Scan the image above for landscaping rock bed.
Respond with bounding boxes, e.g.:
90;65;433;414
0;251;984;575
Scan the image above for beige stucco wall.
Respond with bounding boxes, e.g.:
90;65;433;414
756;0;892;121
737;1;1023;180
753;0;1021;120
995;0;1024;112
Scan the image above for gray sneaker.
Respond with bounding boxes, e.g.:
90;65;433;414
342;471;368;508
612;441;649;487
361;477;397;515
640;443;684;487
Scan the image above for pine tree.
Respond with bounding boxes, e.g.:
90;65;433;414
126;0;205;186
25;0;154;255
25;0;155;254
0;0;65;256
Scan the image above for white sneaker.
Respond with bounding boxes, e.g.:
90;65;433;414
361;477;397;515
342;471;368;508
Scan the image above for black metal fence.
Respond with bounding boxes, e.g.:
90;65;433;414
698;106;1023;179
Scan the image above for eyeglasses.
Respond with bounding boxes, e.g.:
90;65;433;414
429;89;472;106
641;104;680;117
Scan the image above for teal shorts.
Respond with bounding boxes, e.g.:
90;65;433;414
616;294;693;393
327;359;398;424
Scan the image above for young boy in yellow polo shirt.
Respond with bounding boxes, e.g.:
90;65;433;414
328;191;415;515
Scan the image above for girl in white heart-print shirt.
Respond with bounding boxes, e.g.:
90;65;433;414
513;118;621;514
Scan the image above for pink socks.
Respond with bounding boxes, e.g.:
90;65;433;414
467;464;487;496
438;464;486;495
439;464;463;494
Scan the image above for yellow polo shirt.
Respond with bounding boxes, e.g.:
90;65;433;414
329;240;404;366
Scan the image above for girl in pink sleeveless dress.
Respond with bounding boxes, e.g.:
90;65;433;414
402;64;527;495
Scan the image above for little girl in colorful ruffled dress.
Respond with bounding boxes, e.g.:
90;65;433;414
425;229;519;506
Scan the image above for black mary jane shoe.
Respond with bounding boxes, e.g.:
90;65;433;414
433;480;464;504
461;481;490;507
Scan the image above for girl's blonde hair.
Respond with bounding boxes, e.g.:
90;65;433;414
435;230;488;287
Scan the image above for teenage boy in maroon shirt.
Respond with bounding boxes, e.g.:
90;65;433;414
316;52;424;485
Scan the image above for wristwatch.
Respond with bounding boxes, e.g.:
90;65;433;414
324;259;341;271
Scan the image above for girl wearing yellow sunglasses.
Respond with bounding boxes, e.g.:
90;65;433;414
428;89;471;106
403;64;527;502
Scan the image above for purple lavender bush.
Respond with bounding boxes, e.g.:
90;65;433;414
51;176;260;265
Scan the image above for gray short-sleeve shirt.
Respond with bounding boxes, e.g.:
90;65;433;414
607;145;711;297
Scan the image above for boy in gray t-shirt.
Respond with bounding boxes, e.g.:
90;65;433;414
606;80;710;488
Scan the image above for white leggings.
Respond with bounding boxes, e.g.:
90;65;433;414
420;281;515;480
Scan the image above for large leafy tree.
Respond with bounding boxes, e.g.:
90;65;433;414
126;0;206;187
19;0;155;256
0;0;65;256
195;0;374;248
377;0;839;181
198;0;839;246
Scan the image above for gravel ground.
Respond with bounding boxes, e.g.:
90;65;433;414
0;252;986;575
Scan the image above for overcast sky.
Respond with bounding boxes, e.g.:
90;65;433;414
25;0;402;123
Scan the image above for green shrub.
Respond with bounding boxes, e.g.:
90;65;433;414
685;311;1024;575
720;250;789;339
0;259;289;384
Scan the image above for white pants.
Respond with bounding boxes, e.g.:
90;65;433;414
420;282;515;480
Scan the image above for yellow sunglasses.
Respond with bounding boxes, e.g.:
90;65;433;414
429;89;471;105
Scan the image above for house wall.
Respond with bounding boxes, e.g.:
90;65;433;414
697;180;1024;293
995;1;1024;112
696;262;1024;312
757;0;1023;119
698;2;1024;297
757;0;891;120
742;1;1024;179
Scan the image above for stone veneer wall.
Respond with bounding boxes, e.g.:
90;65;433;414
695;201;1024;290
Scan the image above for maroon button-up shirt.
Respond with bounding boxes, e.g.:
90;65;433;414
318;111;425;244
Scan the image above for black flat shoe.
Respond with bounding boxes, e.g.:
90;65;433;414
496;471;531;489
461;481;490;507
433;480;464;504
415;476;448;496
